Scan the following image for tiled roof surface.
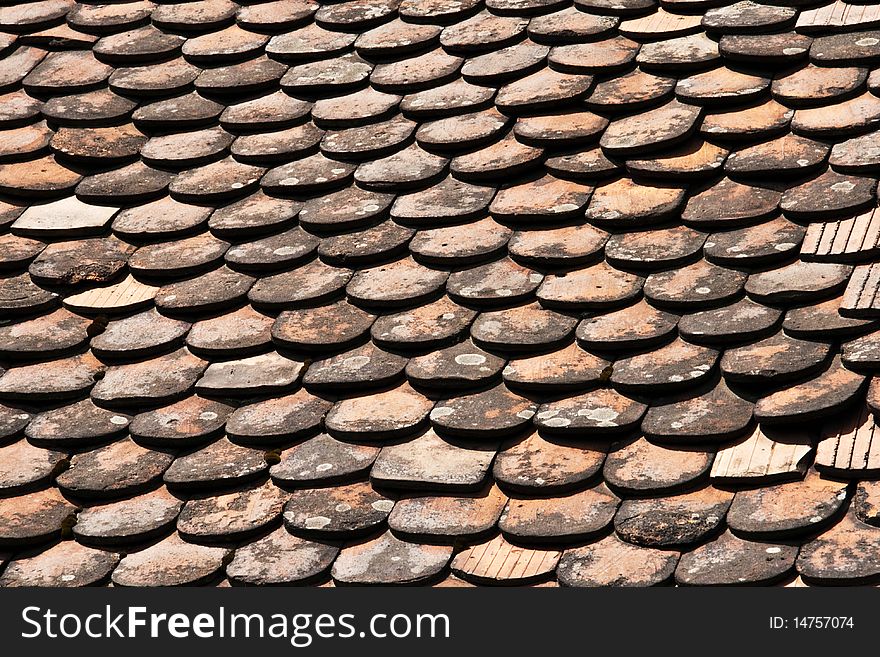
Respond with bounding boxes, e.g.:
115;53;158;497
4;0;880;588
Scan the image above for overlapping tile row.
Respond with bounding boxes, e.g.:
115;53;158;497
6;0;880;587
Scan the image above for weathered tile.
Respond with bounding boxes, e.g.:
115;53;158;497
196;352;305;396
272;300;374;350
676;530;797;585
576;300;678;350
1;541;118;587
226;389;332;445
271;433;379;486
0;308;91;359
73;487;183;546
682;178;780;228
780;170;877;220
447;257;541;306
0;488;76;547
129;395;232;448
333;530;451;585
558;534;679;587
797;512;880;584
643;380;753;443
615;486;733;547
704;217;805;267
186;306;273;357
284;480;392;538
585;178;685;228
112;533;230;586
503;342;611;392
679;298;782;345
501;483;619;543
57;437;172;499
226;527;338;586
605;436;714;494
0;439;65;494
372;296;476;349
405;339;505;389
389;484;506;542
508;223;608;267
493;431;606;493
600;99;702;156
178;480;287;542
0;352;104;402
303;342;407;392
721;330;831;384
163;437;267;490
25;399;128;448
326;383;433;440
610;337;718;392
91;348;207;407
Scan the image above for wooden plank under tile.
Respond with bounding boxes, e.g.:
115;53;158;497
816;404;880;476
801;209;880;262
711;424;812;483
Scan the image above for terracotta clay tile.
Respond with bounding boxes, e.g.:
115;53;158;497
493;430;605;493
684;179;781;229
503;342;611;391
0;352;104;402
0;120;51;163
727;469;848;539
746;261;852;304
585;178;686;227
209;191;301;237
196;352;305;396
538;262;644;310
487;0;567;15
322;116;414;161
389;483;505;542
773;64;866;107
0;540;119;587
784;294;875;339
508;223;607;267
266;23;355;61
726;133;829;179
645;379;753;443
67;0;155;33
227;526;337;585
574;0;652;14
391;176;494;225
792;92;880;137
586;68;676;111
704;217;805;267
619;8;702;39
679;297;782;345
303;341;405;392
196;55;289;94
25;398;128;447
74;488;179;546
781;170;876;220
0;273;58;317
471;301;577;351
224;389;331;444
0;439;65;494
76;161;173;205
271;433;379;486
133;92;223;129
178;480;287;542
513;111;606;149
816;404;880;476
220;90;312;132
461;39;548;84
676;530;797;585
354;143;447;190
528;6;617;43
346;256;448;308
151;0;237;31
156;267;255;315
810;30;880;65
282;54;372;96
577;299;678;350
112;197;210;240
450;534;560;585
129;233;229;278
129;395;232;448
51;124;147;166
23;50;111;94
417;108;510;152
0;308;91;359
703;1;796;33
611;337;718;392
0;156;82;199
855;480;880;525
755;355;866;424
57;437;172;499
604;435;714;494
111;533;230;586
501;482;619;543
406;340;500;390
355;18;438;57
93;25;184;63
224;227;318;271
0;90;42;127
400;78;494;118
399;0;480;22
549;35;639;73
170;157;265;203
843;330;880;368
644;259;746;310
615;485;732;547
636;32;719;71
296;186;390;233
163;437;267;489
283;479;392;538
183;23;267;62
0;47;46;90
796;512;880;584
605;224;706;270
140;127;233;170
236;0;317;31
91;347;207;407
371;295;476;349
370;48;462;93
333;530;451;585
444;257;538;306
700;99;793;141
439;11;525;53
371;429;497;491
325;382;432;440
722;330;831;384
22;23;99;48
534;388;645;434
318;221;413;266
719;32;812;64
0;487;76;547
0;405;34;442
0;233;44;270
490;174;592;222
627;139;728;181
428;383;534;438
63;274;158;316
557;534;679;587
410;217;509;266
600;99;702;156
830;131;880;173
261;153;355;195
711;424;812;484
250;262;351;311
676;67;769;106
